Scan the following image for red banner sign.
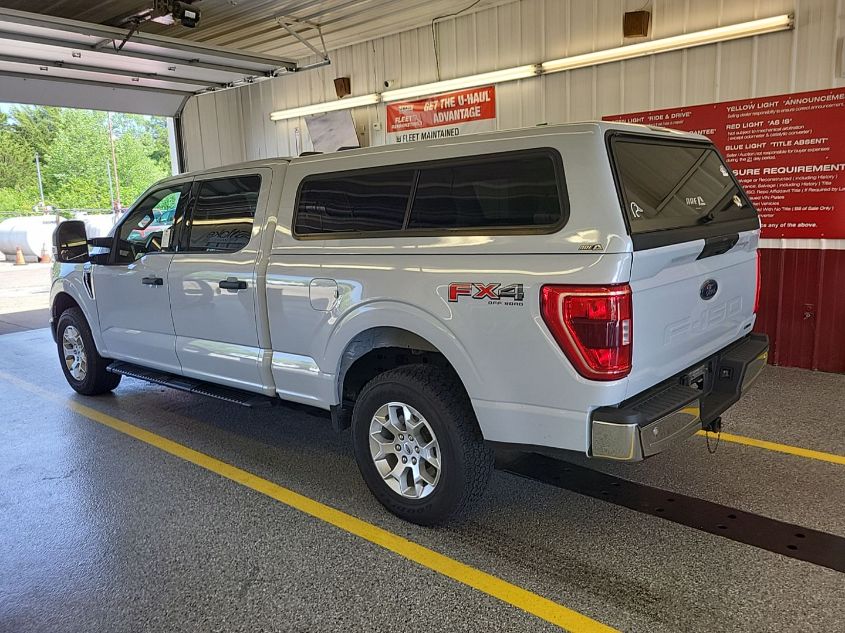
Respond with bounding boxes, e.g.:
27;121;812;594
386;85;496;144
603;88;845;239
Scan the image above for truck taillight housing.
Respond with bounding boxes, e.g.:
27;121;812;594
754;251;761;314
540;284;633;381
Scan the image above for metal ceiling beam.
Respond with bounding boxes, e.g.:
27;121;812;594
274;16;329;67
0;51;226;89
217;0;439;54
168;0;369;51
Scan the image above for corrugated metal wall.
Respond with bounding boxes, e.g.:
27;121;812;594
181;0;843;168
180;0;845;372
757;249;845;373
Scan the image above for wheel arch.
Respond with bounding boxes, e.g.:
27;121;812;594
337;326;440;391
324;304;484;430
50;277;105;352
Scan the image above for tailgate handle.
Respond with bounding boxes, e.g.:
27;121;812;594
697;234;739;260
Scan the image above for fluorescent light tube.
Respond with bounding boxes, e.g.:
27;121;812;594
269;15;793;122
381;65;539;102
269;93;380;121
542;14;793;74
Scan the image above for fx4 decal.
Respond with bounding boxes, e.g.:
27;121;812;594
448;282;525;304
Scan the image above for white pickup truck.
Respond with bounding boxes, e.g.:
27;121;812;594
51;122;769;524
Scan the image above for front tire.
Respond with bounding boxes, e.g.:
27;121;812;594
351;365;493;525
56;307;121;395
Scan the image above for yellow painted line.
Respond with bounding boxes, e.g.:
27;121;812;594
0;371;616;633
695;430;845;465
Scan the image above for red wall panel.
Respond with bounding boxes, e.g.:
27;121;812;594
755;249;845;373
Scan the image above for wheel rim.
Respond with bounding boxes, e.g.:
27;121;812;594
369;402;441;499
62;325;87;381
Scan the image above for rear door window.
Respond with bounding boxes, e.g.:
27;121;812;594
609;136;758;236
185;175;261;253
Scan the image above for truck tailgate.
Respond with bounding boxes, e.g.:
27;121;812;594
606;132;761;399
626;233;758;398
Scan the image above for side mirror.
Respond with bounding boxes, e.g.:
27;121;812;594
88;236;113;265
53;220;89;263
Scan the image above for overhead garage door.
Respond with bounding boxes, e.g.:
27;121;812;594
0;7;299;116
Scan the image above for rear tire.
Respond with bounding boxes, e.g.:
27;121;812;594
56;307;121;395
351;364;493;525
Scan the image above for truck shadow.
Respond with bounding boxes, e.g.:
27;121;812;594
0;308;50;335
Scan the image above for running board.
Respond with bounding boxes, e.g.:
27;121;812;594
107;361;275;408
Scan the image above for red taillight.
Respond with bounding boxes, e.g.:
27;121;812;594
540;284;632;381
754;251;761;314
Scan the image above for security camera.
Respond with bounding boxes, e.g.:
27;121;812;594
172;1;200;28
383;79;395;89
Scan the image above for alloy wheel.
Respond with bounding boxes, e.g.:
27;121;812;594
62;325;87;381
368;402;442;499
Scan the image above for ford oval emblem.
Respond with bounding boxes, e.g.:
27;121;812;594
700;279;718;300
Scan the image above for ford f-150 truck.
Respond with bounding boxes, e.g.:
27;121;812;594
51;122;769;525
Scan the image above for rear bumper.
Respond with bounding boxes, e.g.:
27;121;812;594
590;333;769;461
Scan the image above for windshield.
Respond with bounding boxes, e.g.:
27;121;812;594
609;136;758;235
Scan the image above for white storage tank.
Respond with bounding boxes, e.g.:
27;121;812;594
80;213;118;238
0;214;118;262
0;216;60;262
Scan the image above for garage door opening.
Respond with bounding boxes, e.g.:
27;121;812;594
0;102;175;333
1;102;174;217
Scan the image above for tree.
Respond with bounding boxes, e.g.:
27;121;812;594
111;113;171;172
9;105;59;159
44;109;112;209
0;128;35;186
0;104;171;212
0;127;38;211
42;108;172;209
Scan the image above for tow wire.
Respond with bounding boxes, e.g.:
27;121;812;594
704;417;722;454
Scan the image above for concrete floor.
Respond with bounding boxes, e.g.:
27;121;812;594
1;326;843;632
0;263;51;335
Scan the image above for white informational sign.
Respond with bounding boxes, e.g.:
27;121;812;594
305;110;360;152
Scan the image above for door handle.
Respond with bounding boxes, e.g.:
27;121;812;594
219;278;247;290
141;276;164;286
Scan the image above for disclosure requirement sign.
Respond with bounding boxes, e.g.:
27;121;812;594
386;85;496;144
603;87;845;239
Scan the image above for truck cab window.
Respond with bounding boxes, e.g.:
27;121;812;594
115;186;187;264
185;176;261;253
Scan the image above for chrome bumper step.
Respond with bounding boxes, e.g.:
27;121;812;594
590;333;769;461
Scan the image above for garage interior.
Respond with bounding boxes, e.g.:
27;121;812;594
1;1;844;632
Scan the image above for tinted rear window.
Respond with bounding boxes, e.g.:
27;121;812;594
610;138;757;234
407;154;562;230
293;149;565;237
295;169;415;235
